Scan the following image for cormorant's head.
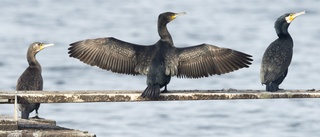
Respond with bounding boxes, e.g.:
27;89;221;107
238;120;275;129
158;12;186;26
274;11;305;36
28;42;54;54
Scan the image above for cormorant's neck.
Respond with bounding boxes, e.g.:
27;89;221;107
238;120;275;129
27;51;41;70
158;23;173;45
275;23;290;38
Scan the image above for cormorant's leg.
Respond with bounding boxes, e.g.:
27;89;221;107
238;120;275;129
162;85;169;93
266;82;279;92
266;69;288;92
32;110;40;119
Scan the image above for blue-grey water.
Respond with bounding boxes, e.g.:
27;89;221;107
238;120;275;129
1;0;320;136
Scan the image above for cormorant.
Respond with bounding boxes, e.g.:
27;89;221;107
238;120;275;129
68;12;253;98
261;11;305;91
17;42;54;119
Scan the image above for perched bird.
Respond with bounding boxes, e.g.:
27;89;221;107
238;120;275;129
261;11;305;91
68;12;253;99
17;42;54;119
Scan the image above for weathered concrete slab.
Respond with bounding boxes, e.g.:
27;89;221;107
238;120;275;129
0;115;96;137
1;129;95;137
0;89;319;104
1;130;95;137
0;115;18;130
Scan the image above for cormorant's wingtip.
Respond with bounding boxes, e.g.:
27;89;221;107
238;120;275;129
69;39;85;46
69;42;77;46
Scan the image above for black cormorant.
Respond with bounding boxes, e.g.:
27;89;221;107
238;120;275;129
17;42;54;119
261;11;305;91
68;12;253;98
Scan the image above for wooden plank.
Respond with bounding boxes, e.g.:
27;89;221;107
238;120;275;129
0;89;319;104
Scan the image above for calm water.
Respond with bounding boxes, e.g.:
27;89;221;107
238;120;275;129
1;0;320;136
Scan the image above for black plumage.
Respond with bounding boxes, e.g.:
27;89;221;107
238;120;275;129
261;11;305;91
68;12;253;98
17;42;53;119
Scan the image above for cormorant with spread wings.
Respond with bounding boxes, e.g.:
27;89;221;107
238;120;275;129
68;12;253;99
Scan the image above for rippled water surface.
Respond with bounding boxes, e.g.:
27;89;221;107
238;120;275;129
1;0;320;136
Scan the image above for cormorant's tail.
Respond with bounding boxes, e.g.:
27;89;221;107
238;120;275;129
266;82;279;92
141;85;161;99
21;111;29;119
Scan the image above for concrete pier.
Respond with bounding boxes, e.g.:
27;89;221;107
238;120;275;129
0;115;96;137
0;89;320;104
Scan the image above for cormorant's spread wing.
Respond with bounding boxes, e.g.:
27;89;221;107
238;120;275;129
68;37;150;75
176;44;253;78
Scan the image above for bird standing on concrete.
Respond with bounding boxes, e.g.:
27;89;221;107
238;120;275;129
68;12;253;99
261;11;305;91
17;42;54;119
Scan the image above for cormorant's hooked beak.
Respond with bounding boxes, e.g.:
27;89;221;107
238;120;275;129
171;12;186;20
40;43;54;50
285;11;305;23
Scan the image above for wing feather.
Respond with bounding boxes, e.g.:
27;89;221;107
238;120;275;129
68;37;150;75
176;44;253;78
